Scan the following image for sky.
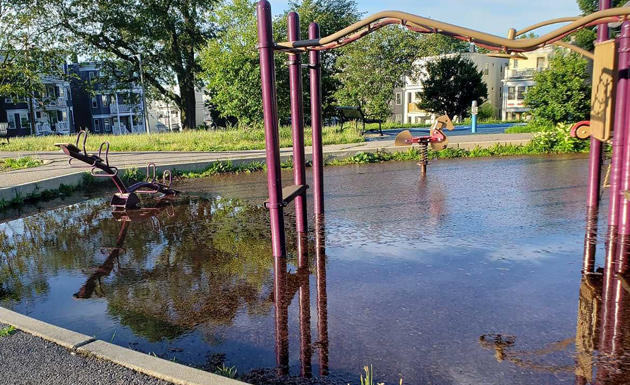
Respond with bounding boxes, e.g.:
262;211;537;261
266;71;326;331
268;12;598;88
267;0;582;36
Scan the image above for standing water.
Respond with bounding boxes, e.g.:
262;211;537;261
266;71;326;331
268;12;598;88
0;155;615;384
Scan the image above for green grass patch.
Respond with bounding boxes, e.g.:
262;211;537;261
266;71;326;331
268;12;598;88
0;156;43;171
0;126;364;152
0;325;16;337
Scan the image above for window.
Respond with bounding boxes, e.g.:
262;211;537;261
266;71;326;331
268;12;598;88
7;114;16;129
88;72;95;81
91;97;98;108
36;112;41;119
536;57;545;69
484;63;489;75
104;119;111;132
94;119;100;132
20;113;29;130
4;97;12;104
59;87;65;98
517;86;526;100
512;59;518;69
102;94;109;108
407;92;412;103
395;92;402;105
508;87;515;100
62;111;67;121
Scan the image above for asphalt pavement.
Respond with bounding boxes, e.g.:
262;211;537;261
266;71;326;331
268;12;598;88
0;323;172;385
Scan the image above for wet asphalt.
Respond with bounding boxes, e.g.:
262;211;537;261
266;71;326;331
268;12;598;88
0;324;172;385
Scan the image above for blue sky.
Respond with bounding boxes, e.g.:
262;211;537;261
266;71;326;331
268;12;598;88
268;0;582;36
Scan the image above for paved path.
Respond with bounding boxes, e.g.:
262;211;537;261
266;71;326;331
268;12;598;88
0;132;532;201
0;323;172;385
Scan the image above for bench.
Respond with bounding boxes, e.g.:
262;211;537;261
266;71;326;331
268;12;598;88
336;106;383;136
0;122;9;145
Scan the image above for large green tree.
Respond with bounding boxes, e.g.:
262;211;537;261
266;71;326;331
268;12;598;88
0;0;68;134
53;0;217;130
334;26;425;120
525;51;591;124
415;55;487;120
201;0;362;126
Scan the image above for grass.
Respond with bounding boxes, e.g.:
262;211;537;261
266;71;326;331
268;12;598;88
0;126;365;152
0;156;43;171
0;325;16;337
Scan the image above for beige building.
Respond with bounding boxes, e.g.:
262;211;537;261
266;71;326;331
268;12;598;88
501;46;555;121
393;52;509;124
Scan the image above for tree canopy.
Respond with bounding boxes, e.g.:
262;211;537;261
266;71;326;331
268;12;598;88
573;0;626;51
334;26;424;120
52;0;217;129
524;51;591;124
415;55;487;120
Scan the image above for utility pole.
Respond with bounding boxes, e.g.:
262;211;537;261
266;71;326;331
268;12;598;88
138;54;150;134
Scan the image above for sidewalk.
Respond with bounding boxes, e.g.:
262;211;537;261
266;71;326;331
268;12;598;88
0;132;532;201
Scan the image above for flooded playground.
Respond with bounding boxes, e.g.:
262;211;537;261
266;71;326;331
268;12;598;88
0;155;616;384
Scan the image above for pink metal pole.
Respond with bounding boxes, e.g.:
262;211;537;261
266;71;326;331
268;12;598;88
309;23;324;216
614;22;630;271
584;0;613;273
297;233;312;377
288;12;308;233
274;255;289;375
257;0;287;258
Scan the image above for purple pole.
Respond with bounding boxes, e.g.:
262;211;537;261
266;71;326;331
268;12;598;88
584;0;613;273
614;23;630;272
309;23;324;216
288;12;308;233
257;0;286;258
274;255;289;375
602;21;630;332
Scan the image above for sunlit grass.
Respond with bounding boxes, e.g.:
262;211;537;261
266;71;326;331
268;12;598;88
1;126;365;152
0;156;43;171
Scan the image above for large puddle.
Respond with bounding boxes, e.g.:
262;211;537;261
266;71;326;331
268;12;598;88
0;155;613;384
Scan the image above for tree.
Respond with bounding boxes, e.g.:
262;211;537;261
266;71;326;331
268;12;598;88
415;55;487;120
53;0;217;130
201;0;362;126
334;26;424;120
573;0;626;51
0;0;68;134
524;51;591;124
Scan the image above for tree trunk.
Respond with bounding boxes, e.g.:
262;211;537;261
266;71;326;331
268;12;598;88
177;72;196;130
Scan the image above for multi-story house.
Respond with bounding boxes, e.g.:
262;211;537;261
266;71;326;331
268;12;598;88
147;86;213;132
0;68;75;137
70;63;146;135
501;46;554;121
394;52;509;124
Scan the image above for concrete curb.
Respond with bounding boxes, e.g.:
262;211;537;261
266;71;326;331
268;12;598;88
0;307;94;349
0;307;249;385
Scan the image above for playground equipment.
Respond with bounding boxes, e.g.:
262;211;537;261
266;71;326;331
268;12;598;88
55;131;178;209
257;0;630;260
394;114;455;176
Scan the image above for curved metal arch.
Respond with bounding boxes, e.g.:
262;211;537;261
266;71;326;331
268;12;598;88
275;8;630;53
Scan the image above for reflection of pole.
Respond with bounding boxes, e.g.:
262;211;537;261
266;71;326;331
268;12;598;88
574;274;601;384
274;256;289;376
288;12;308;234
315;215;329;375
257;0;286;258
298;233;312;377
309;23;324;216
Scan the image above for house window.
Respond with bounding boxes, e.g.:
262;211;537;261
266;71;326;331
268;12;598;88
104;119;111;132
4;97;12;104
36;112;41;119
407;92;412;103
20;113;29;129
484;63;489;75
508;87;515;100
59;87;65;98
395;92;402;105
517;86;526;100
512;59;518;69
7;114;16;129
102;94;109;108
62;111;67;121
91;97;98;108
89;72;95;81
537;57;545;69
94;119;100;132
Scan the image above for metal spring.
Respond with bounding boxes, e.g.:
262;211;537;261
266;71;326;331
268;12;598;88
420;141;428;165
